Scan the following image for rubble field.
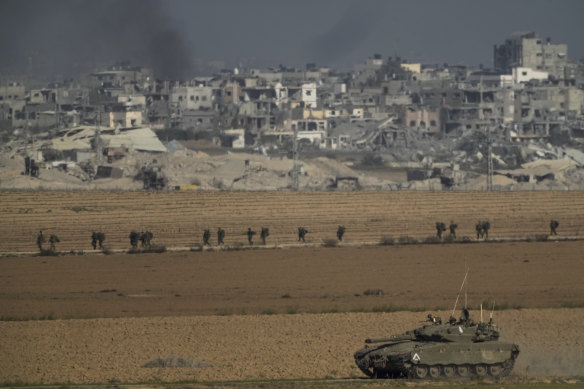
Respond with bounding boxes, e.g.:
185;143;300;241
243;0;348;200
3;142;584;194
1;243;584;384
1;190;583;253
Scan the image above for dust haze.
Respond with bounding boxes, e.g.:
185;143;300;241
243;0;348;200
308;1;386;64
516;349;584;376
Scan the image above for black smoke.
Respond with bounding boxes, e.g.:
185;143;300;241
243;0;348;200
0;0;195;80
307;1;386;65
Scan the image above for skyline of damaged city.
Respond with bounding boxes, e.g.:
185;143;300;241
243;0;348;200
1;0;583;80
2;4;584;387
1;23;584;192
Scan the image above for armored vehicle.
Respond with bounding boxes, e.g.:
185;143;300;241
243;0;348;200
354;309;519;379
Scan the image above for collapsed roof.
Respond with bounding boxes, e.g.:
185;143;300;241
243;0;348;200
48;126;167;153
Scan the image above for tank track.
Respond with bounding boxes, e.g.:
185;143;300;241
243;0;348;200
405;359;516;379
357;348;518;380
354;357;374;378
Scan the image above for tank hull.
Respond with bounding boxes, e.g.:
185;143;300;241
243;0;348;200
354;341;520;379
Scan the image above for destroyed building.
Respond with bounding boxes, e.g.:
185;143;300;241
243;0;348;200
494;32;569;80
1;32;584;191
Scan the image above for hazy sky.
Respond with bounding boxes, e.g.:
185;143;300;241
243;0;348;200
169;0;584;67
1;0;583;78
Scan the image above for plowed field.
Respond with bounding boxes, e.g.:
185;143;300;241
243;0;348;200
1;242;584;385
1;191;583;386
1;191;583;253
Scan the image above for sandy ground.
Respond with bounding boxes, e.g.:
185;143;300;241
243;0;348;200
1;310;583;385
1;242;584;384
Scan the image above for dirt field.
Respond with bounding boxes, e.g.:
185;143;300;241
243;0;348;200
2;309;583;385
2;242;584;319
1;242;584;385
1;191;583;253
2;190;584;386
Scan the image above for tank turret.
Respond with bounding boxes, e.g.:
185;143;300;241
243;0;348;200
354;309;519;379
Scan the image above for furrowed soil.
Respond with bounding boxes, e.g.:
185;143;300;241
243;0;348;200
1;191;583;385
1;191;583;252
1;243;584;385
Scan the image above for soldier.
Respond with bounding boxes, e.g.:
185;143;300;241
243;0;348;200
449;221;458;239
145;230;153;247
36;230;45;251
435;222;446;239
260;227;270;245
203;229;211;246
337;225;345;241
298;227;308;243
129;231;139;248
97;232;105;249
475;221;483;240
48;234;60;251
482;221;490;239
427;314;442;325
91;232;97;250
139;231;147;247
217;227;225;245
550;219;559;235
247;227;256;246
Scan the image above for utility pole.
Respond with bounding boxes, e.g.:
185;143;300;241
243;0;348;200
486;125;493;191
292;127;299;190
479;76;493;191
55;86;59;130
479;75;484;120
95;111;102;165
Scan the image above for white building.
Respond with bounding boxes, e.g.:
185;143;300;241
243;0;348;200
222;129;245;148
512;67;549;84
301;83;317;108
297;130;326;146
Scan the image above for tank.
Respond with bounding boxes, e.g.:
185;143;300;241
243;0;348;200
354;309;520;379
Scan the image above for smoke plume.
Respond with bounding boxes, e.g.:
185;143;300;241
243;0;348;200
0;0;195;80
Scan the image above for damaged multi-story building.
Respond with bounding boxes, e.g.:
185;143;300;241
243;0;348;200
2;30;583;191
494;32;568;80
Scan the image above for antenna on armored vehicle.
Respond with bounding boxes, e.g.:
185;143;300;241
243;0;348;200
490;300;496;321
451;267;469;318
